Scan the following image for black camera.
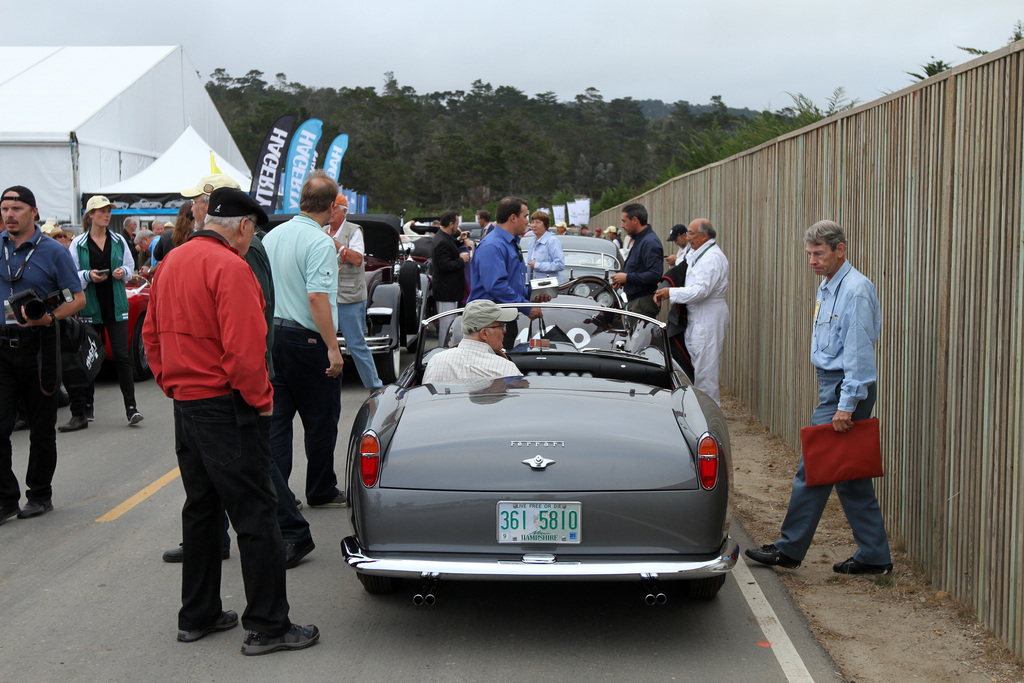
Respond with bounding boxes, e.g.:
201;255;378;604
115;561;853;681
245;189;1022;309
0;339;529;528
4;287;74;324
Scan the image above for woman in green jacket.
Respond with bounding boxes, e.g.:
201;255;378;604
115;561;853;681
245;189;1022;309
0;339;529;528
61;196;141;431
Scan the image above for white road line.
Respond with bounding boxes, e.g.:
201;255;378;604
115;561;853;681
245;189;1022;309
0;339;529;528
732;557;816;682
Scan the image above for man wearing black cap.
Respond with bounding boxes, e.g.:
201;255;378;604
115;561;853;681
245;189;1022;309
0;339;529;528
143;188;319;655
0;186;86;524
665;224;690;267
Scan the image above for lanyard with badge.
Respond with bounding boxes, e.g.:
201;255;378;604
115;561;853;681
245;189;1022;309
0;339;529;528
690;242;713;268
0;231;42;283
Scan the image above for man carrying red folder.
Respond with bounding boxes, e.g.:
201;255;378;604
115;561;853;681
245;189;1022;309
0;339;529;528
746;220;893;575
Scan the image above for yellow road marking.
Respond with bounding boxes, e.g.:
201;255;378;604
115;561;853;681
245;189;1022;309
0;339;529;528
96;467;180;522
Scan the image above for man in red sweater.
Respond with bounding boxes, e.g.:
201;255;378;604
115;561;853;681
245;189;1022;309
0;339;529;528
143;188;319;656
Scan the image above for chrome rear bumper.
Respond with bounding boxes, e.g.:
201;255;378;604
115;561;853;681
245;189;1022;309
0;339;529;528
341;536;738;581
336;335;393;354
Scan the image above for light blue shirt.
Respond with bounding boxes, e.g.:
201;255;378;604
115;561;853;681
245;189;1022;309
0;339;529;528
810;260;880;413
262;213;338;331
524;231;565;283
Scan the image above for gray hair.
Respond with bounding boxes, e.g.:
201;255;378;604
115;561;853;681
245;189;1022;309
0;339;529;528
124;217;138;229
692;218;716;239
135;229;155;242
804;220;847;250
204;214;254;231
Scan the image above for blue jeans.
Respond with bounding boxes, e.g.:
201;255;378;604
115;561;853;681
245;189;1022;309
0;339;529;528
270;324;342;506
173;394;290;635
337;300;382;390
775;369;891;565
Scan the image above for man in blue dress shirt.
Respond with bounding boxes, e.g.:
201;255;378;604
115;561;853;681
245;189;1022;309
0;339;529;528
468;197;544;349
746;220;893;575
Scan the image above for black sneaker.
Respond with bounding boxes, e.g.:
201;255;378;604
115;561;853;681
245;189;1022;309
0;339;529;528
177;610;238;643
833;557;893;575
162;543;230;563
308;492;347;508
284;538;315;569
17;499;53;519
744;543;801;569
85;404;95;421
241;623;319;656
127;409;144;425
1;504;20;525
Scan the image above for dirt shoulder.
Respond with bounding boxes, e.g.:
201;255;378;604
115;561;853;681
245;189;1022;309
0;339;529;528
722;392;1024;683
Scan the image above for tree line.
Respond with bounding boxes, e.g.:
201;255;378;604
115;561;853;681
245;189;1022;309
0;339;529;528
205;70;851;217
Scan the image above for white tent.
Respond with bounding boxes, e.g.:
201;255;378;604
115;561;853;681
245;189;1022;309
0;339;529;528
0;46;247;222
96;126;251;196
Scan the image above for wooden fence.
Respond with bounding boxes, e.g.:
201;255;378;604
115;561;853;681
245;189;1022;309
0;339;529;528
590;41;1024;657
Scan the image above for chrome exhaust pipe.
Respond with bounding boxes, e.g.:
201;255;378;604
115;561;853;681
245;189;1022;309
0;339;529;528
640;573;666;606
414;574;440;606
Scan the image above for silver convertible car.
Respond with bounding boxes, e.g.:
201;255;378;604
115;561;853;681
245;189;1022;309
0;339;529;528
341;301;737;603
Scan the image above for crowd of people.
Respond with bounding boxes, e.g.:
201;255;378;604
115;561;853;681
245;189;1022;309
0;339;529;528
0;172;891;660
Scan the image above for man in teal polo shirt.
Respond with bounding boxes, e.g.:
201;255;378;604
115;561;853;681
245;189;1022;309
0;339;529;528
262;170;346;508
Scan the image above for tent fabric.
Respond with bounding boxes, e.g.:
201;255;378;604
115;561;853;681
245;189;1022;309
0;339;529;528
0;46;246;222
96;126;251;195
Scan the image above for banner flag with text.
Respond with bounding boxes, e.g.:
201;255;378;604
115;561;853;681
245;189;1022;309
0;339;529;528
248;115;296;210
323;134;349;182
281;118;324;212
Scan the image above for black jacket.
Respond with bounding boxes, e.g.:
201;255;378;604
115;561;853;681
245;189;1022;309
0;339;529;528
431;230;466;302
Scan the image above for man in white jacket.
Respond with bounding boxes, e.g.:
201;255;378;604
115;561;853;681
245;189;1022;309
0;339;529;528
653;218;729;404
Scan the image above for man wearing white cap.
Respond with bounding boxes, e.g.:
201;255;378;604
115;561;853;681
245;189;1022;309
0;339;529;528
422;300;521;383
181;174;241;230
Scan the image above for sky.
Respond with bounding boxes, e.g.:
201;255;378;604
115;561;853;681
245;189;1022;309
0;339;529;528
7;0;1022;112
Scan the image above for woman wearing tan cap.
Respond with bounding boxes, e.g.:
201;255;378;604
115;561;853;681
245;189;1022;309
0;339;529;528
63;196;142;431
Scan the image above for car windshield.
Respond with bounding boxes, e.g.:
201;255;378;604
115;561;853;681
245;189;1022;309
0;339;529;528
563;250;620;270
418;302;670;370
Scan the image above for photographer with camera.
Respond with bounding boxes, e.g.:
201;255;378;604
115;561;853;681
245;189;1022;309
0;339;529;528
64;195;142;431
0;186;85;524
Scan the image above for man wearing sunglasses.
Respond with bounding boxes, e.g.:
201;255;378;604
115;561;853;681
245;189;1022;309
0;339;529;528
422;299;521;383
0;186;86;524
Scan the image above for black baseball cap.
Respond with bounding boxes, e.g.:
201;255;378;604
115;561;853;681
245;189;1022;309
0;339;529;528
668;224;687;240
1;185;37;208
206;187;268;226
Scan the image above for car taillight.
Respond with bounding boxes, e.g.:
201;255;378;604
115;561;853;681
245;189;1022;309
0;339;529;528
360;432;381;487
697;433;720;491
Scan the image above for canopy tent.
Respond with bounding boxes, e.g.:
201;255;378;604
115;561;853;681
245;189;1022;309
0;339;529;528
89;126;251;211
0;45;246;222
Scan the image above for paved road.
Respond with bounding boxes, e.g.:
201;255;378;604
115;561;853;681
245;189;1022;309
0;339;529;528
0;369;840;682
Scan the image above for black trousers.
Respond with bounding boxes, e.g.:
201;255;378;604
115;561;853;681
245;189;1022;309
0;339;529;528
69;320;136;417
0;332;58;507
174;394;290;636
269;325;342;506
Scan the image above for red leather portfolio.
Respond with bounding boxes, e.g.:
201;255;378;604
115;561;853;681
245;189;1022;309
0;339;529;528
800;417;883;487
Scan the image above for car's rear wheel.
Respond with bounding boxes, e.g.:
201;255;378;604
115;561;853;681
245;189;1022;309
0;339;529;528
130;312;152;381
374;347;401;385
684;574;726;600
357;573;395;595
